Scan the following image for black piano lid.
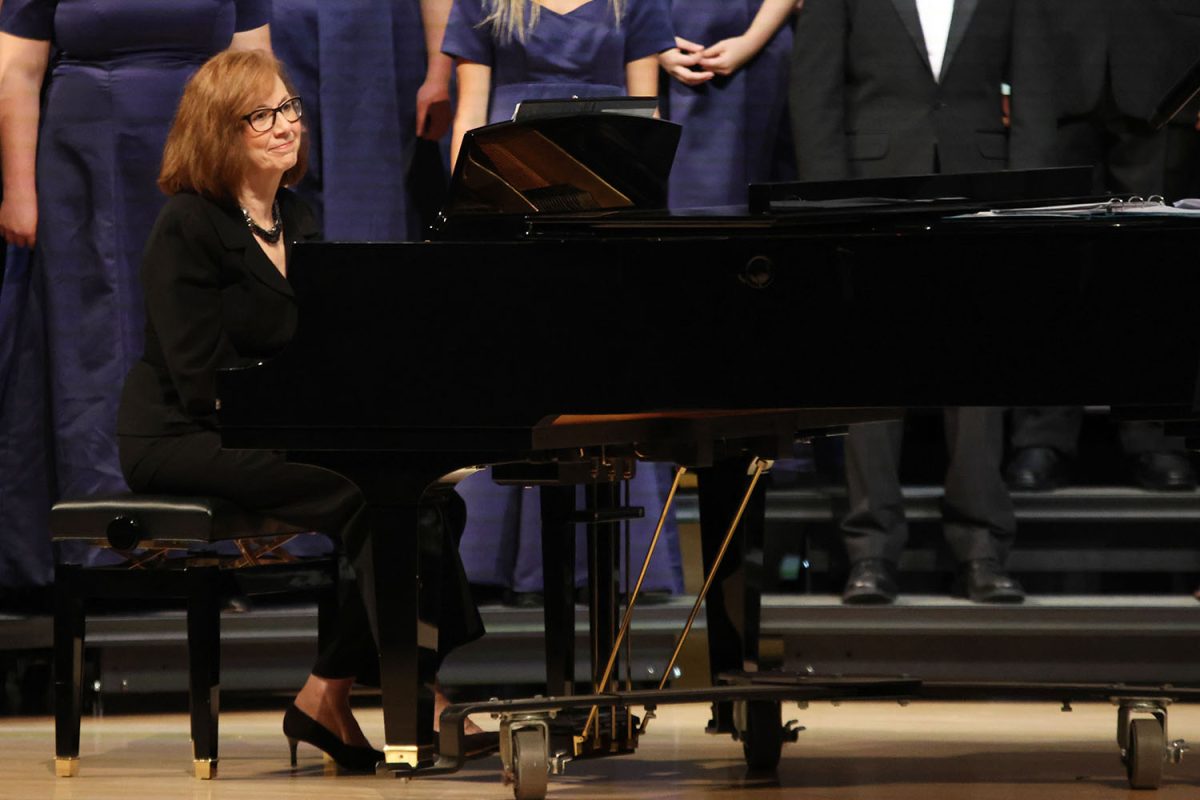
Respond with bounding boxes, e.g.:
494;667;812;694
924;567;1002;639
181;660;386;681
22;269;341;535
434;110;680;239
436;127;1119;239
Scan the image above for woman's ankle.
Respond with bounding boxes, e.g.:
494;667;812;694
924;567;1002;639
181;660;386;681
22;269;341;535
293;674;371;747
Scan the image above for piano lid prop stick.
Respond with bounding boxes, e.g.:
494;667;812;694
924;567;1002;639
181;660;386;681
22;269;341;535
579;465;688;743
656;458;771;693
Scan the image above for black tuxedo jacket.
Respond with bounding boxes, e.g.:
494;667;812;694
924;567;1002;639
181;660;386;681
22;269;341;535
1044;0;1200;123
790;0;1056;180
117;190;319;437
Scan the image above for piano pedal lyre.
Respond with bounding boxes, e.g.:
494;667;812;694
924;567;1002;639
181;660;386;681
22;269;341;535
577;465;689;750
575;459;771;748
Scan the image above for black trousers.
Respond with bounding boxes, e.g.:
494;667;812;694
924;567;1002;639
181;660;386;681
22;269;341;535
1010;407;1182;458
118;431;483;682
1012;87;1193;458
841;409;1016;565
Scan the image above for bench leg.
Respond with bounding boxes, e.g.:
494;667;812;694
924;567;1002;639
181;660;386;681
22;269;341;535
187;565;221;779
54;563;84;777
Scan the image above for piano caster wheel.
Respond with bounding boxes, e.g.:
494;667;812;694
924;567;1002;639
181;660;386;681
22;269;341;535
736;699;784;772
55;757;80;777
193;758;217;780
1126;719;1165;789
505;726;549;800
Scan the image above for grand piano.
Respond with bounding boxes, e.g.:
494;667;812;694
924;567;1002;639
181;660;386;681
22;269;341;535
217;110;1200;793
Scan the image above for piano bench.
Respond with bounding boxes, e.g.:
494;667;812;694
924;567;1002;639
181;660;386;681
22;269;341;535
49;493;339;780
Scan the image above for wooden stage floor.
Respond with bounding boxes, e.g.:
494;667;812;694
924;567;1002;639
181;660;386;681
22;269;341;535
2;701;1198;799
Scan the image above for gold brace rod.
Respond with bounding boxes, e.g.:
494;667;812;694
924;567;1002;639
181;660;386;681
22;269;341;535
580;465;688;742
657;458;767;692
230;534;299;569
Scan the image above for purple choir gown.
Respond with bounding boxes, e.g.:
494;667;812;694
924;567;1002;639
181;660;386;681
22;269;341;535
269;0;436;557
0;0;270;591
662;0;794;209
270;0;428;241
442;0;684;594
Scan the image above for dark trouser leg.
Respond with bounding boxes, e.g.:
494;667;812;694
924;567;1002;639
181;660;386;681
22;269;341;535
1012;406;1185;459
942;408;1016;564
1056;115;1107;195
841;420;907;564
119;432;481;683
422;493;485;674
287;491;483;683
1165;117;1200;200
1102;109;1168;197
1057;91;1169;198
121;432;380;681
1010;407;1083;456
1117;421;1187;456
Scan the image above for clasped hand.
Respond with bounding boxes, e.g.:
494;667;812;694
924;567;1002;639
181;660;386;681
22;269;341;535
658;34;758;86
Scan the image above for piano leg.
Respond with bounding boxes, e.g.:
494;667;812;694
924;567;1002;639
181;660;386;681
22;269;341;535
540;484;577;697
585;482;621;693
366;502;436;769
695;459;768;734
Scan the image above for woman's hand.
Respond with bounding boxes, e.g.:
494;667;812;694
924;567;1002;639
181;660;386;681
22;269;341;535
696;0;797;78
698;35;757;77
0;190;37;248
658;37;713;86
416;75;453;140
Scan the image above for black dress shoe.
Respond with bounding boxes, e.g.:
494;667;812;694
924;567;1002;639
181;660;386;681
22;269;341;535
1134;452;1197;491
1005;446;1070;491
842;559;899;604
283;704;383;772
955;558;1025;604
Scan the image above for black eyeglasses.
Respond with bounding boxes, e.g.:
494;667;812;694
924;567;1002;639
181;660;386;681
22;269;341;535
241;96;303;132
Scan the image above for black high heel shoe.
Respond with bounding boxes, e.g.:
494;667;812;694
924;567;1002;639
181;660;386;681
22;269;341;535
283;704;383;773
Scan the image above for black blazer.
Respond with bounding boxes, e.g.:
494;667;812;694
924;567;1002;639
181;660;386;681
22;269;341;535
1044;0;1200;123
789;0;1056;180
117;190;320;437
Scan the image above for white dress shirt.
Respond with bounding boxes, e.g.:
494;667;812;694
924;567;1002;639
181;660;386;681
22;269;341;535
916;0;955;82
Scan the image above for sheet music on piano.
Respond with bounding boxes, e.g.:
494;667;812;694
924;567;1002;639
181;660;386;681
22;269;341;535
952;196;1200;219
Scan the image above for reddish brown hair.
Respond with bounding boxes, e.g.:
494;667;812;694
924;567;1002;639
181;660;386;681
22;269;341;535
158;49;308;200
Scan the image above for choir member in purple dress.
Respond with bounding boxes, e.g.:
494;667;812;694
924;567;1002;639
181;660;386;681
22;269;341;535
441;0;684;602
0;0;270;595
444;0;675;162
269;0;456;241
658;0;796;209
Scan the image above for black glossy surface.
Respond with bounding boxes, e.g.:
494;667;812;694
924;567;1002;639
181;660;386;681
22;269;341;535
219;214;1200;444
